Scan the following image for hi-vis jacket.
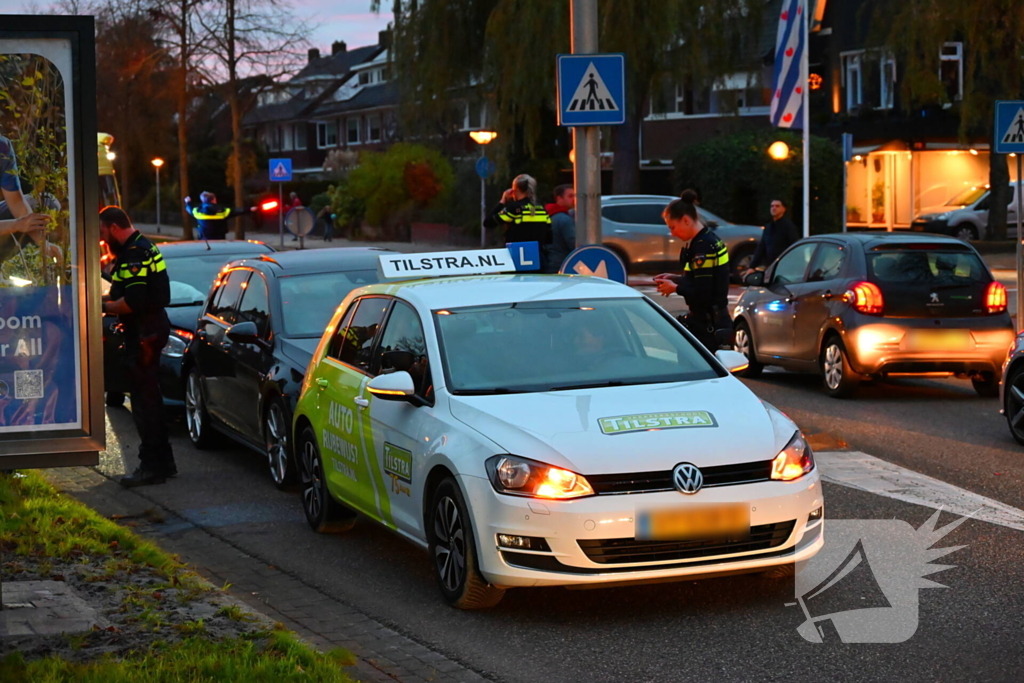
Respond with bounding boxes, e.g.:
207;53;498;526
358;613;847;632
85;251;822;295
484;198;553;247
109;231;170;336
670;226;730;313
187;201;245;240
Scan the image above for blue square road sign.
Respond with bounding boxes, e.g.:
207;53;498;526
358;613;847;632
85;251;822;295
557;54;626;127
995;101;1024;154
269;157;293;182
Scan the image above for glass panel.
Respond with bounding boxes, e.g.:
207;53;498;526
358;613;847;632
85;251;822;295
377;301;431;397
807;244;845;282
436;298;718;394
336;297;390;372
279;270;380;337
771;243;816;285
208;269;249;325
237;274;270;337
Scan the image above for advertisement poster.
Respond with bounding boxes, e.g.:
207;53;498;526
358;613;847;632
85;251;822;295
0;41;81;432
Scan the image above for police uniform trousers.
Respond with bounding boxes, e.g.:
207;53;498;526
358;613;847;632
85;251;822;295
125;320;172;467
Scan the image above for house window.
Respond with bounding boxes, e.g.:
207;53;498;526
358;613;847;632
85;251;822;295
359;71;371;86
649;78;685;116
316;121;337;149
940;42;963;103
294;124;307;150
281;124;293;151
367;114;381;142
880;55;897;110
843;52;864;111
347;117;361;144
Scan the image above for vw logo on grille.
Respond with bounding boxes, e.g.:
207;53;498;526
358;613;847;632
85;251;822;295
673;463;703;494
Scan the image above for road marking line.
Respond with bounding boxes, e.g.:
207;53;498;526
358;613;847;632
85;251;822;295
817;450;1024;532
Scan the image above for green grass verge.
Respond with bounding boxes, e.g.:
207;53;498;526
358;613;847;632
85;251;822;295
0;471;354;682
1;630;355;683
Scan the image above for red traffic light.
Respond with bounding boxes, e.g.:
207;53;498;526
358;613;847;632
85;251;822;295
260;200;280;212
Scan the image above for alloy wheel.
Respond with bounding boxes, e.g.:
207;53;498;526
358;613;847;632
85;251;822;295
735;327;752;359
955;226;976;242
824;344;843;390
301;440;322;522
265;403;289;485
185;374;203;441
433;496;466;593
1007;375;1024;439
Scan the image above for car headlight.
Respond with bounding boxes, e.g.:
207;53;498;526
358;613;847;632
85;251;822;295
161;329;193;358
935;212;951;220
770;432;815;481
485;455;594;499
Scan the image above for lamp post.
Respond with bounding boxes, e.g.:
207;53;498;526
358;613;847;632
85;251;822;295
151;158;164;234
469;130;498;247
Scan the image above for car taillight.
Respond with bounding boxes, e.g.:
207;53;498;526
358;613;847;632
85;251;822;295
985;281;1007;314
845;281;884;315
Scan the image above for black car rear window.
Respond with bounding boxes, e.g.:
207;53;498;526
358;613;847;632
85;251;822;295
866;250;990;285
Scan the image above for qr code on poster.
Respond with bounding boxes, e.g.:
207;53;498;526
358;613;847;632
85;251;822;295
14;369;44;400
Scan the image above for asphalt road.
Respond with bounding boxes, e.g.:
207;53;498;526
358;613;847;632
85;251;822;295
97;350;1024;682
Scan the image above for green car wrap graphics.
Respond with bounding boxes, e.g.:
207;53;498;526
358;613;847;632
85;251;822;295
598;411;718;435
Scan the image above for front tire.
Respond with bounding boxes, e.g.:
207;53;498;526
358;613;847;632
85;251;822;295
298;426;356;534
733;320;764;378
952;224;978;242
185;369;218;449
1004;365;1024;446
820;337;859;398
264;397;296;489
429;478;505;609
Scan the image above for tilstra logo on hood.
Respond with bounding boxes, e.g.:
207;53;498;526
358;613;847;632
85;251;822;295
598;411;718;435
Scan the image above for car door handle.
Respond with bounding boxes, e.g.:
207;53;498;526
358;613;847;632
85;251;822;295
354;396;369;408
316;378;329;389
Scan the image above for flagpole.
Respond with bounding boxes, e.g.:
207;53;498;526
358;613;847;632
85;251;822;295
802;0;810;238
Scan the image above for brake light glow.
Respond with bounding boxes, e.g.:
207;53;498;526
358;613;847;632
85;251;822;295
985;281;1007;314
845;281;884;315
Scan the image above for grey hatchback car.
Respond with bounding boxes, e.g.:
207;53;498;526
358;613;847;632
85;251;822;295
599;195;763;280
732;233;1013;398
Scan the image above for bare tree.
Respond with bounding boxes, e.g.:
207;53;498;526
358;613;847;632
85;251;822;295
153;0;205;240
196;0;308;239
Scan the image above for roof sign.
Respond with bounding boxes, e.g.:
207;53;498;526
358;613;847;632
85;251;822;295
378;242;541;280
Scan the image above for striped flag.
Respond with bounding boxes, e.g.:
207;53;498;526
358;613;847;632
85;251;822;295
770;0;806;129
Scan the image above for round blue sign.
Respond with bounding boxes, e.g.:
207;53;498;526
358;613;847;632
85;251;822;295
559;245;628;284
475;156;496;179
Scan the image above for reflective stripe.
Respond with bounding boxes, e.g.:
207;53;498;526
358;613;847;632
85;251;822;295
192;207;231;220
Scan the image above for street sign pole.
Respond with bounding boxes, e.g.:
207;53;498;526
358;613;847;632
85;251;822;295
1017;153;1023;327
842;133;853;234
480;147;487;247
278;183;284;249
571;0;602;247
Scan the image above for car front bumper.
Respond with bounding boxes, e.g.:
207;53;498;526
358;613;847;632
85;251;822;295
460;472;824;588
844;319;1015;377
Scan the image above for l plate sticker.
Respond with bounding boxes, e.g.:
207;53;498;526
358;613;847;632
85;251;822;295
598;411;718;435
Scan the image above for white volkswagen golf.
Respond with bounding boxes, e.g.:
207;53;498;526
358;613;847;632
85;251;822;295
293;272;824;609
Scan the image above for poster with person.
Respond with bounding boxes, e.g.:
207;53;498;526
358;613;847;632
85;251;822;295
0;42;80;432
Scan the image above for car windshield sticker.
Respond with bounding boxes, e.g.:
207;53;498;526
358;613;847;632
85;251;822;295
598;411;718;435
384;442;412;497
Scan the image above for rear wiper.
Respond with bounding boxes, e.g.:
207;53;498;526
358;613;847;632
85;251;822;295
549;380;626;391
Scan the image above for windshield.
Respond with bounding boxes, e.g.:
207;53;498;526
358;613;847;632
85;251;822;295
867;250;989;286
166;252;264;306
435;298;719;394
945;186;988;207
280;270;380;337
697;207;730;226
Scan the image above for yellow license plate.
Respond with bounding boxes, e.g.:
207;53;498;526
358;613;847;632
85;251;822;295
906;330;971;351
637;504;750;541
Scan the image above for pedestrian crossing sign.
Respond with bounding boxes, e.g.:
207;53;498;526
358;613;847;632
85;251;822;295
995;101;1024;154
269;157;293;182
557;54;626;127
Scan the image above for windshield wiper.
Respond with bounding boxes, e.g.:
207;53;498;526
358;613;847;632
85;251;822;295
453;388;528;395
548;380;628;391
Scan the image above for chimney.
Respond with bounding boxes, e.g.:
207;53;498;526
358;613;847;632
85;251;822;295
332;40;347;55
307;48;321;63
378;29;392;49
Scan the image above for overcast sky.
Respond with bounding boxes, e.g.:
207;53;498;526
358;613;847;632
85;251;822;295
0;1;394;52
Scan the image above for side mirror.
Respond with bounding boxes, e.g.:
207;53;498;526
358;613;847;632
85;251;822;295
715;349;750;374
367;371;417;402
226;321;260;344
743;271;765;287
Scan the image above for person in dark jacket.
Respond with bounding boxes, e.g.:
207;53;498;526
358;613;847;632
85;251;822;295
100;206;175;487
654;199;731;350
747;198;799;274
544;184;576;273
483;174;552;271
184;191;256;240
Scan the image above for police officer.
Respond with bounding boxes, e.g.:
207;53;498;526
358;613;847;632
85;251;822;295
100;207;175;487
654;198;731;350
483;174;552;271
184;191;256;240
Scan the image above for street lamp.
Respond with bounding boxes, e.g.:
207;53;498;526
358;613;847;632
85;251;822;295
151;158;165;234
469;131;498;247
768;141;790;161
